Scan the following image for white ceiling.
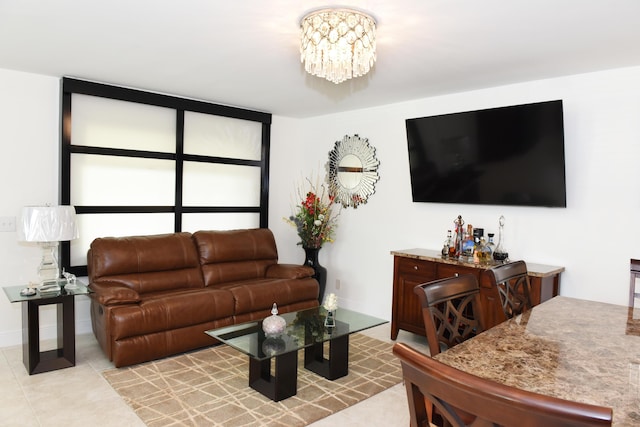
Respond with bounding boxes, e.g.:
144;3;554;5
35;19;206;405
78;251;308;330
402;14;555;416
2;0;640;118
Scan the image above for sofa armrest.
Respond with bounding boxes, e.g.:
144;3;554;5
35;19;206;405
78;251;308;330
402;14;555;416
266;264;315;280
89;282;141;306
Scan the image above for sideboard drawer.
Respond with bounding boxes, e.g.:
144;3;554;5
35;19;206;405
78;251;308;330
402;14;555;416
397;257;437;278
437;263;479;280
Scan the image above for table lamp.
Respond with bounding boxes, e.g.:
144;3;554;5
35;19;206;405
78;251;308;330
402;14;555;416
19;205;79;289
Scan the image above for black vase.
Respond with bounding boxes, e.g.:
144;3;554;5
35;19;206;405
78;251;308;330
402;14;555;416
302;246;327;304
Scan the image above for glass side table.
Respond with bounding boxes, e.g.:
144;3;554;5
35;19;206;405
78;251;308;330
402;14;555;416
3;280;90;375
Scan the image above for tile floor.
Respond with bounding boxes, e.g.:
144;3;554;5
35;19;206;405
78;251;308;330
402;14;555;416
0;324;429;427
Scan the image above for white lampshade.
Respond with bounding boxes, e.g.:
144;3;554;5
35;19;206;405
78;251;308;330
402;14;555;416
19;205;79;243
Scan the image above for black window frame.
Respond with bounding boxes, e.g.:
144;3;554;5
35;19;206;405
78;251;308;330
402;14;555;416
60;77;272;277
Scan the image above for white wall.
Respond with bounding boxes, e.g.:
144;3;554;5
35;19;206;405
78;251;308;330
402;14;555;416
2;65;639;347
0;68;93;347
269;66;640;320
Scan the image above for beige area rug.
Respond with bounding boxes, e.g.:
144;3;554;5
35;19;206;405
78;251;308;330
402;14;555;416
103;333;402;427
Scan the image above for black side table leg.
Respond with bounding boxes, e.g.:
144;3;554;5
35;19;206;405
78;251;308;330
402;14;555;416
59;297;76;365
23;296;76;375
22;300;39;374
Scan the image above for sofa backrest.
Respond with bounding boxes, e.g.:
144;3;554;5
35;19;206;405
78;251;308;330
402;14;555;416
193;228;278;287
87;232;204;293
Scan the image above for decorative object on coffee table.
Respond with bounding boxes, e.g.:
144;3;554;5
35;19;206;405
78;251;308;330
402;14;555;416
262;303;286;336
323;292;338;328
285;173;340;303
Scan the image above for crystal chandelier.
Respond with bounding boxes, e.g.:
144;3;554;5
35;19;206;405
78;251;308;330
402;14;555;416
300;8;377;84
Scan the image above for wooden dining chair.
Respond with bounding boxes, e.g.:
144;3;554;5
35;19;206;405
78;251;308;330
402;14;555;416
487;260;532;319
393;342;613;427
413;274;485;356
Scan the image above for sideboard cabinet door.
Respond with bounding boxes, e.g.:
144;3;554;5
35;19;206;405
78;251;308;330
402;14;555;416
391;257;436;339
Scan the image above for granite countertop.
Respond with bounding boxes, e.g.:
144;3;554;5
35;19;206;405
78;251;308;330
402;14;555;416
391;248;565;277
434;296;640;426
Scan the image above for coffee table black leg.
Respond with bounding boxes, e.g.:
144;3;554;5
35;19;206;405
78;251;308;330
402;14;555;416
304;334;349;380
248;351;298;401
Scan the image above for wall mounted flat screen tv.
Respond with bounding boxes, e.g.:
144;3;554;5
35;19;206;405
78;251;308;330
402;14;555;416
405;100;566;207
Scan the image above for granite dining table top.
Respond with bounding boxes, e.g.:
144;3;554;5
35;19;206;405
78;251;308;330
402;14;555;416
434;296;640;426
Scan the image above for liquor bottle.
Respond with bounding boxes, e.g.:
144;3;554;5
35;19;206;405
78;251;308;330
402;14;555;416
442;230;453;258
453;215;464;258
472;228;484;263
486;233;496;258
462;224;475;261
476;236;492;265
448;234;457;258
473;240;479;263
493;215;509;262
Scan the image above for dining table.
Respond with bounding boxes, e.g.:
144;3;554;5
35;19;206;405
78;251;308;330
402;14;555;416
433;295;640;426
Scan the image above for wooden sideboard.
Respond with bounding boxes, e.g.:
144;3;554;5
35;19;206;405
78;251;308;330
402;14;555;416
390;248;564;340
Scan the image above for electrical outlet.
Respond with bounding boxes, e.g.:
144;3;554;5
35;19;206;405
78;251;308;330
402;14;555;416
335;279;341;290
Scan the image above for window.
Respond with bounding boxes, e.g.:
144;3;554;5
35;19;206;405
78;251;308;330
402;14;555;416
60;78;272;276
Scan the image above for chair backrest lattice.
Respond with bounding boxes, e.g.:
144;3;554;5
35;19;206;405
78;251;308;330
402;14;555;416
488;260;532;319
414;274;485;356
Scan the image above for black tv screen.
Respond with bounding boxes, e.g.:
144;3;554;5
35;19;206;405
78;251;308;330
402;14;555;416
405;100;566;207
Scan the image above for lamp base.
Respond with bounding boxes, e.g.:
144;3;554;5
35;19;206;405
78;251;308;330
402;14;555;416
38;279;62;294
38;242;60;284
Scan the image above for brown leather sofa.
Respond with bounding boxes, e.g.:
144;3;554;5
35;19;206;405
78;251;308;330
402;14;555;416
87;228;319;367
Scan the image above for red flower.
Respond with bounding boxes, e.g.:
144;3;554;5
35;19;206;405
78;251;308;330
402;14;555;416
284;175;340;248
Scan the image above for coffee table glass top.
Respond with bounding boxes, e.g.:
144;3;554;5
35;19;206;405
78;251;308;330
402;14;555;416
206;306;386;361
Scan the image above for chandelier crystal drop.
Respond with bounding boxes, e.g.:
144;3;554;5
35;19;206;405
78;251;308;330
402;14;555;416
300;8;377;84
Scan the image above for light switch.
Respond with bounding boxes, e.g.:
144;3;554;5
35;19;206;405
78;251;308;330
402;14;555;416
0;216;16;232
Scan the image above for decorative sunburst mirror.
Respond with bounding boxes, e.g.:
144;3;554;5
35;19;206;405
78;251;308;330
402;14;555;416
326;134;380;208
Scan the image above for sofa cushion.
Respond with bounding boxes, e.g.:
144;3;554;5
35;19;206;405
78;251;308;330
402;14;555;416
217;277;319;315
266;264;316;279
110;288;235;340
193;228;279;286
88;232;204;294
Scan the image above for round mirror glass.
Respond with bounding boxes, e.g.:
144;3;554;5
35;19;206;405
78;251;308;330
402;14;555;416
337;154;363;189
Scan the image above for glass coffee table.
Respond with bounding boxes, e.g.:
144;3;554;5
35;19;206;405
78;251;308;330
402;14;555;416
206;306;386;401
